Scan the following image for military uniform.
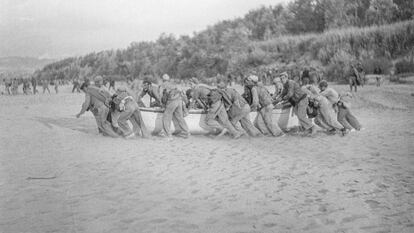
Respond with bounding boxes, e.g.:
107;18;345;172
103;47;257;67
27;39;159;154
250;84;283;136
337;94;362;131
312;95;344;131
320;87;339;107
190;84;212;109
138;84;162;107
203;89;241;138
78;86;120;137
220;87;261;137
280;80;313;131
111;89;149;138
161;80;189;137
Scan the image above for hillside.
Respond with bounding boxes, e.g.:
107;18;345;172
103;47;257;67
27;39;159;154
36;0;414;82
0;57;55;73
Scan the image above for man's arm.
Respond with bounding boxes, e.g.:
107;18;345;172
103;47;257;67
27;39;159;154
76;94;91;118
251;86;259;110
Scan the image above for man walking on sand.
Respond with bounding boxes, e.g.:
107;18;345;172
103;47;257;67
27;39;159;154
42;79;50;94
31;76;38;94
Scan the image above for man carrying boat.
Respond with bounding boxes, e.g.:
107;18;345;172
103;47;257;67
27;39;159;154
245;75;284;137
216;78;262;137
188;77;213;110
76;76;120;138
110;86;149;138
276;72;316;136
138;77;162;107
204;89;243;139
160;74;190;139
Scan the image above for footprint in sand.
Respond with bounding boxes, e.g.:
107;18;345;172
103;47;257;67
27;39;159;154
340;214;368;223
149;218;168;224
365;199;381;208
263;222;278;228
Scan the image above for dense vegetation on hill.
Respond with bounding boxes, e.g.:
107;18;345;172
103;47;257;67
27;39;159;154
36;0;414;82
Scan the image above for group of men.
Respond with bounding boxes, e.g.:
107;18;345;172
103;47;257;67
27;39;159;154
76;72;362;140
1;77;61;95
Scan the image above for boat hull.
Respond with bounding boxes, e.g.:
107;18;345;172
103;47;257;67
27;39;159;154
140;107;299;135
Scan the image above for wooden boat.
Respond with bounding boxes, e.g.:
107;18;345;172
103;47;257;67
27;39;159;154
139;106;299;135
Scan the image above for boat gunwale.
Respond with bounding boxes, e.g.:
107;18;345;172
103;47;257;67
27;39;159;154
139;105;292;114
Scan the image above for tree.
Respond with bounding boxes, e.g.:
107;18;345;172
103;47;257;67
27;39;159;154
366;0;398;25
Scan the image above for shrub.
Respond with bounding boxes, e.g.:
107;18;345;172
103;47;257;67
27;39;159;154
362;57;392;74
395;59;414;74
324;49;355;82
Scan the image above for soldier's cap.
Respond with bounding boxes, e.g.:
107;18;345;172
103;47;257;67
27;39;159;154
272;77;281;84
247;75;259;83
189;77;199;84
279;72;288;78
162;74;170;81
94;76;103;82
318;80;328;88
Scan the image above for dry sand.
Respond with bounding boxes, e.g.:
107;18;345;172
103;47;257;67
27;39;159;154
0;83;413;233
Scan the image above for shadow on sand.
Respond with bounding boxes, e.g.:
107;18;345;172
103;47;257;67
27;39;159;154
34;116;98;135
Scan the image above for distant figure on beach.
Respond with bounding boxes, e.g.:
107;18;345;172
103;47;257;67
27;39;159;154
374;66;382;87
23;79;31;95
11;78;18;95
1;79;7;95
54;79;59;93
72;78;80;93
5;79;12;95
42;79;50;94
349;63;363;92
31;76;37;94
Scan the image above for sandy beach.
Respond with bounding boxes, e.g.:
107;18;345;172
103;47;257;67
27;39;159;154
0;83;413;233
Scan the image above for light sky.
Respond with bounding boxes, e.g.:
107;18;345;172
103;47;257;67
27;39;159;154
0;0;287;59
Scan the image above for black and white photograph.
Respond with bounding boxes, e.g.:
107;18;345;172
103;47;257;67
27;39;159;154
1;0;413;232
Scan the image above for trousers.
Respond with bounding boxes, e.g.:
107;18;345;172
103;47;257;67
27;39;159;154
254;104;283;136
163;99;189;137
111;100;149;137
91;106;120;137
203;101;240;137
294;97;313;130
228;104;261;136
337;106;361;130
